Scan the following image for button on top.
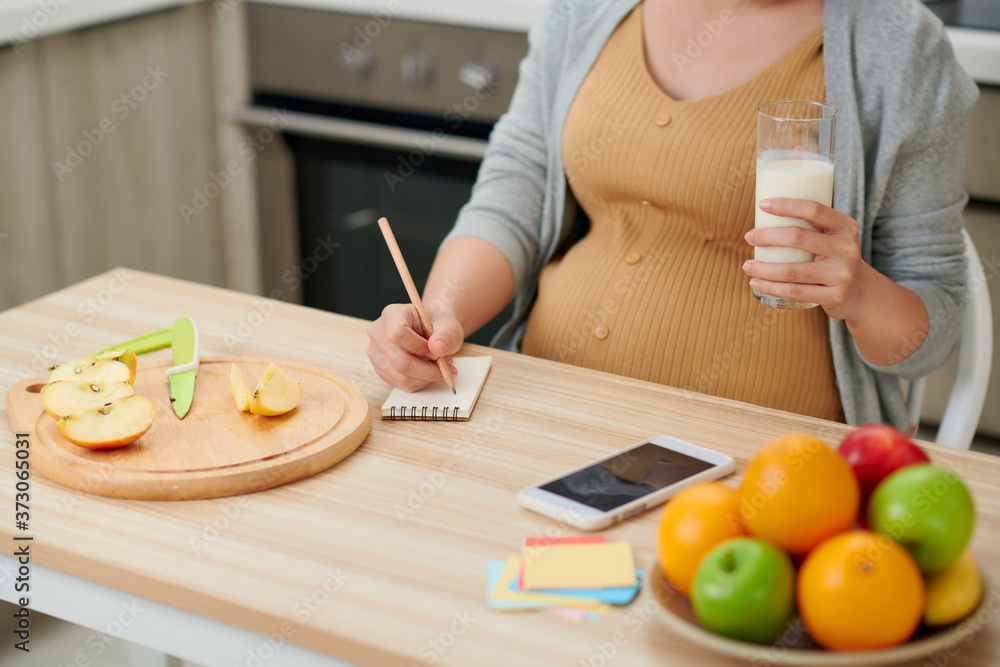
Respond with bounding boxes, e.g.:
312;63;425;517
641;199;651;206
594;325;609;340
625;252;642;265
655;115;671;127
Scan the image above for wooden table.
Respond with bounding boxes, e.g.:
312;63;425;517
1;269;998;667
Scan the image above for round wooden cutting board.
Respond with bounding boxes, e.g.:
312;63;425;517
5;357;372;500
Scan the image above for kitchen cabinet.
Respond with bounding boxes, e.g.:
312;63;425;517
0;1;258;313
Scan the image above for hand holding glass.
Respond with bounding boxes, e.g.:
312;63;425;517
753;100;838;309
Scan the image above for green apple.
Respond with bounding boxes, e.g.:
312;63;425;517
867;464;975;574
691;537;795;643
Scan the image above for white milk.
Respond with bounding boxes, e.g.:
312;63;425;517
754;152;834;263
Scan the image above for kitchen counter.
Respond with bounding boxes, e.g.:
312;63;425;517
1;0;998;84
2;268;999;666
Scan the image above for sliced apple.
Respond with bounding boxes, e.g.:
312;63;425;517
41;380;135;419
49;348;138;385
229;364;252;412
56;395;155;450
94;348;138;384
250;363;302;416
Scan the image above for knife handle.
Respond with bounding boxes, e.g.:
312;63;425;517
95;327;172;357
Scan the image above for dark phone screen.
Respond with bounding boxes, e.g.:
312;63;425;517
539;443;716;512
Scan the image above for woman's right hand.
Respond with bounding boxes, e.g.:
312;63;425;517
366;304;463;392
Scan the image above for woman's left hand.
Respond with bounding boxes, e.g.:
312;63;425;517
742;198;874;321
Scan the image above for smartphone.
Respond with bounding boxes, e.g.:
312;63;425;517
518;436;736;531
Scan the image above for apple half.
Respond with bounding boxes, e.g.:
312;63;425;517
229;364;252;412
41;380;135;419
57;395;155;450
49;349;138;385
249;363;302;416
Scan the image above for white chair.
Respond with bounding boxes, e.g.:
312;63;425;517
906;229;993;449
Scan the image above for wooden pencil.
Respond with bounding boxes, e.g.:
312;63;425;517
376;217;457;394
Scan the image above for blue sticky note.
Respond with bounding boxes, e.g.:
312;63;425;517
509;569;644;605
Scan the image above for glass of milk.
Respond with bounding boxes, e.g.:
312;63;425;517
753;100;837;309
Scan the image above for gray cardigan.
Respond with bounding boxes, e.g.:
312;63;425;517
443;0;979;428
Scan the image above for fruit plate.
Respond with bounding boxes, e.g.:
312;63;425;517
650;564;993;666
5;357;372;501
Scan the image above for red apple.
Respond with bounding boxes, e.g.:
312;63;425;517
838;423;930;510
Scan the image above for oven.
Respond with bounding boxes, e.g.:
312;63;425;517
233;4;528;345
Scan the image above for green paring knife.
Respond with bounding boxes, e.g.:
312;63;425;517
94;327;173;356
167;317;199;419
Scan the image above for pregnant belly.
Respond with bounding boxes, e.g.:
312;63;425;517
520;227;842;421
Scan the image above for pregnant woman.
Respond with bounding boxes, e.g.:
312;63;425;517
366;0;977;428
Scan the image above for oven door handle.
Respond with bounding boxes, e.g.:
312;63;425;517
230;105;489;162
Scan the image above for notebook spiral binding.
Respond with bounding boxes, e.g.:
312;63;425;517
387;406;461;421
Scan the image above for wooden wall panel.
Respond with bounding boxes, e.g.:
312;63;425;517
209;1;263;294
40;3;226;288
0;41;63;310
0;2;257;315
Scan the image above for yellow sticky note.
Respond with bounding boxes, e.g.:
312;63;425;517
490;556;609;611
522;542;636;590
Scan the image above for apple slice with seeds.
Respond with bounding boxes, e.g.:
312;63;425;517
94;348;138;383
57;395;155;450
41;380;135;419
49;348;138;385
250;363;302;416
229;364;252;412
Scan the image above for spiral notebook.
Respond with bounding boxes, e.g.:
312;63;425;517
381;356;493;421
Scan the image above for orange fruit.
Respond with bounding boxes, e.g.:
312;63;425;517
657;482;747;597
798;530;925;650
738;433;859;556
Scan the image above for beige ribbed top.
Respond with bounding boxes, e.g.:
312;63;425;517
521;5;843;422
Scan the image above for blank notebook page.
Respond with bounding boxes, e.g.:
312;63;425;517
380;356;493;421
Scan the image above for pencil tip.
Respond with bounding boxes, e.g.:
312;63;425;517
452;388;457;395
